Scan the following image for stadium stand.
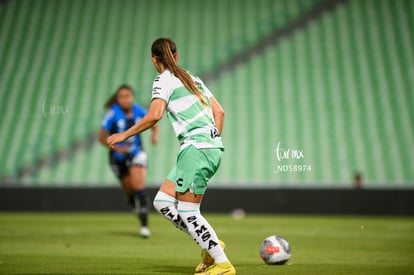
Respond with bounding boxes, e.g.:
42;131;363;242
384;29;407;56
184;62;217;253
0;0;412;187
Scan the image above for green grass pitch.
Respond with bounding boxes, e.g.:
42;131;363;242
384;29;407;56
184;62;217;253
0;212;413;274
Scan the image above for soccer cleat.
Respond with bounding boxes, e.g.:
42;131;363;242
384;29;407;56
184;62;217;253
195;240;226;273
201;261;236;275
140;226;151;238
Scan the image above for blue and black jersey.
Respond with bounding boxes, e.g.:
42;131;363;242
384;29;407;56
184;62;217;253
101;103;148;162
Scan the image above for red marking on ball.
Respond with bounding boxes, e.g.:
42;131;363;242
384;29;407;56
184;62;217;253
265;246;280;254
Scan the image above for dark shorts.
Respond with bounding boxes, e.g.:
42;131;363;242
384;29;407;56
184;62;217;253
110;151;148;179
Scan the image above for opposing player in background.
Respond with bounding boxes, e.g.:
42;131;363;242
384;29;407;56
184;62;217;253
99;84;159;238
107;38;236;275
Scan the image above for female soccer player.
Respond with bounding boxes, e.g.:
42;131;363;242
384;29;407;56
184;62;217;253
107;38;236;275
99;84;159;238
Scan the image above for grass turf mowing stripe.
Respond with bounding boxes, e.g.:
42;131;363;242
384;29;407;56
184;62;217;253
0;213;413;274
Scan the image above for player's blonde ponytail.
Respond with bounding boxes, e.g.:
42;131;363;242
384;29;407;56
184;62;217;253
151;38;208;107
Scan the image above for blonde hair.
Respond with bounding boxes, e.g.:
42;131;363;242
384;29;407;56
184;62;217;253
151;38;207;106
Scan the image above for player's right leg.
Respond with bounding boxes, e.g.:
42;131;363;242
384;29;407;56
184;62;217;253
119;176;134;207
153;178;189;234
110;159;135;207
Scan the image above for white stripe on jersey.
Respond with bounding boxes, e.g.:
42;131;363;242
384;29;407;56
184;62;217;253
168;94;198;113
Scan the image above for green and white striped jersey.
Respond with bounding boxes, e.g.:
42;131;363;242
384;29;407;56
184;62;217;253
151;69;223;150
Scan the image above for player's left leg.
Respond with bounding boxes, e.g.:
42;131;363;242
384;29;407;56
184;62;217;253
129;165;150;237
110;159;134;207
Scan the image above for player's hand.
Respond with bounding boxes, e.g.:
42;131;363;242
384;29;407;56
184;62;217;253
107;132;127;148
113;145;128;154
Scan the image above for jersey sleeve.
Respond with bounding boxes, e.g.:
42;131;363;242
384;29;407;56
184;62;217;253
151;75;172;102
195;76;214;98
101;110;115;131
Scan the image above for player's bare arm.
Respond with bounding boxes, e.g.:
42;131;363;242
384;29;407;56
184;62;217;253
107;99;165;147
210;96;225;134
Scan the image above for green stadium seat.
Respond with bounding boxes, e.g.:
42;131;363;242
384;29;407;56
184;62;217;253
0;0;412;187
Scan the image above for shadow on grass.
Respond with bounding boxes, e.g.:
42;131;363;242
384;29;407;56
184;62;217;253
10;264;194;275
107;230;142;238
148;264;196;274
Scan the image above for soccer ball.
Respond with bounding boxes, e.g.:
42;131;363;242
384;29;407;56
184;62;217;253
259;235;291;265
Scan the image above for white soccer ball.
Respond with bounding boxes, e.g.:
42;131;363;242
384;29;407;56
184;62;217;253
259;235;291;265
